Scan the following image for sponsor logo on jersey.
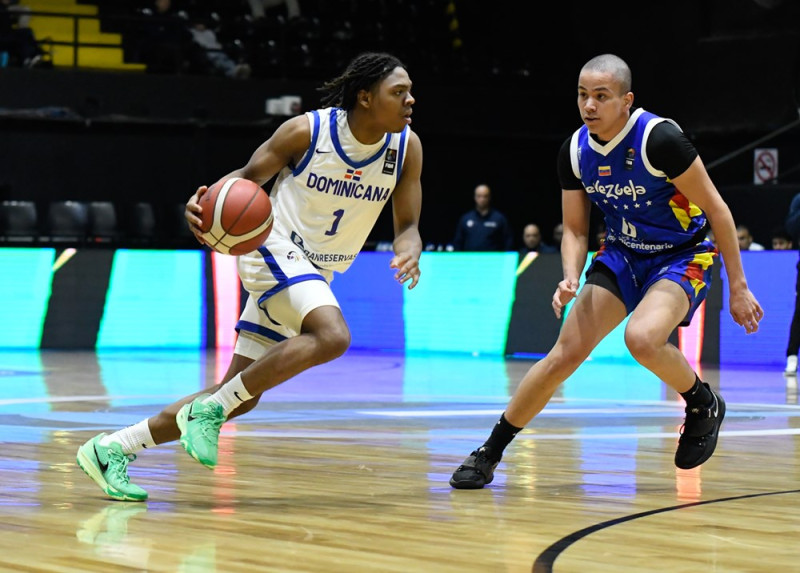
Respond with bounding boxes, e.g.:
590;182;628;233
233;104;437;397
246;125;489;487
286;250;307;262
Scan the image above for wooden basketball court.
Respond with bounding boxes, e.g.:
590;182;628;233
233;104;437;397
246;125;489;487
1;348;798;572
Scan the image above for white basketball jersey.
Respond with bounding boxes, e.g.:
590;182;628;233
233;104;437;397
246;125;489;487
268;107;410;272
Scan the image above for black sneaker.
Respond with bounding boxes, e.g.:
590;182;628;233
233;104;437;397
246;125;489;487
450;446;500;489
675;384;726;469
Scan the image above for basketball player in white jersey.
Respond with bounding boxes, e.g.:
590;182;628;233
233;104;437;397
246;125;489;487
76;52;423;501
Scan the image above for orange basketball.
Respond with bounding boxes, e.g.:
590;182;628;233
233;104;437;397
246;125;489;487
198;177;273;255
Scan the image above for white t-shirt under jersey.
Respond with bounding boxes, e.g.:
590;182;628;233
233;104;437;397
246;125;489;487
268;107;410;272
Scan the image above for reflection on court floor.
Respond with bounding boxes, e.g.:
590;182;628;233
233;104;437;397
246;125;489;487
1;349;798;572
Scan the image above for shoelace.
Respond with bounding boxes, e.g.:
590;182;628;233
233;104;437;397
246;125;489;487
106;448;137;485
196;406;224;445
680;397;717;436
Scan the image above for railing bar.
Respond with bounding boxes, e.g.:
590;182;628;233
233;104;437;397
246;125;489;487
705;115;800;171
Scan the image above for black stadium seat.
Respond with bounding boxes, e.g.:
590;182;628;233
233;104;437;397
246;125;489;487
0;200;39;243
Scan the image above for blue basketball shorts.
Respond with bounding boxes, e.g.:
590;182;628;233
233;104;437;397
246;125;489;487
586;239;717;327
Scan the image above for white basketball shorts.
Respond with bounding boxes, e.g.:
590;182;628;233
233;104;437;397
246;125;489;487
234;232;340;360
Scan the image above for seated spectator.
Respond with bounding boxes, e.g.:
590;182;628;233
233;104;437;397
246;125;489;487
594;222;607;250
706;228;717;249
187;15;251;79
247;0;301;21
0;0;49;68
771;226;793;250
134;0;193;74
519;223;557;259
736;224;765;251
551;223;563;251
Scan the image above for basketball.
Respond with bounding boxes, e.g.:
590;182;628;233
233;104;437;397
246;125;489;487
198;177;273;255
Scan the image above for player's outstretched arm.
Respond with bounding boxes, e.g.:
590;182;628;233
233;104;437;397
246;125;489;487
672;157;764;333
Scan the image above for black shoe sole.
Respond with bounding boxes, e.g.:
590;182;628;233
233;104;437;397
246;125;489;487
449;474;493;489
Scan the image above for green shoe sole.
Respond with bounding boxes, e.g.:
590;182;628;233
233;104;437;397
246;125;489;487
76;445;148;502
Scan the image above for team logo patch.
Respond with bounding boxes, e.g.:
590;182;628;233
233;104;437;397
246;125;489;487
599;165;611;176
344;169;362;181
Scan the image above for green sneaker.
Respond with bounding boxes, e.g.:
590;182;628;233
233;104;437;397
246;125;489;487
176;394;225;469
76;434;148;502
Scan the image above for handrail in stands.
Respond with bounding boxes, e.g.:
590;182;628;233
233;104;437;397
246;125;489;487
705;113;800;172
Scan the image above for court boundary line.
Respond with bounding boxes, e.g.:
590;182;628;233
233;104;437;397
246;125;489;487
531;488;800;573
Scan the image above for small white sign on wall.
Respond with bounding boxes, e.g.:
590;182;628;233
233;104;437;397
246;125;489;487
754;148;778;185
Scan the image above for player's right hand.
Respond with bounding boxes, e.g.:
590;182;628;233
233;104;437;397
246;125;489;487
552;278;579;319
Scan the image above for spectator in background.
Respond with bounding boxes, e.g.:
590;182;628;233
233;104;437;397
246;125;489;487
452;183;514;251
188;15;251;79
135;0;192;74
706;228;717;249
737;224;765;251
594;222;607;250
552;223;563;251
247;0;301;21
784;193;800;376
0;0;48;68
519;223;557;259
771;226;793;250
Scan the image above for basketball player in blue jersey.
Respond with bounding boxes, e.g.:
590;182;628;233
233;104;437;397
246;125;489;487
450;53;764;489
76;52;423;501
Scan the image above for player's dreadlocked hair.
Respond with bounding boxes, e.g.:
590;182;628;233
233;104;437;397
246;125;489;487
318;52;406;111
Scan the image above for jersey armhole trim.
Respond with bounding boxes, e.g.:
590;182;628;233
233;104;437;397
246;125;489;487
292;109;321;176
569;129;582;181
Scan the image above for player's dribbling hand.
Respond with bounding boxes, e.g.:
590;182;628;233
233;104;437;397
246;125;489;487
729;288;764;334
552;278;579;319
390;253;420;290
185;185;208;244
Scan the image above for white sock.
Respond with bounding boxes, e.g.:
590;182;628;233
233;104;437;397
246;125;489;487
203;373;253;417
99;420;155;455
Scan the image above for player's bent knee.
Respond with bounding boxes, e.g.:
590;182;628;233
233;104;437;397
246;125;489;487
624;331;658;363
317;325;351;361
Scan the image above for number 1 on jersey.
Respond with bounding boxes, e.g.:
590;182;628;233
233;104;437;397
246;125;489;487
325;209;345;236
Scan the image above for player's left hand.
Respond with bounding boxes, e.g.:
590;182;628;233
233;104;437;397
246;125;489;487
729;288;764;334
390;253;420;289
185;185;209;244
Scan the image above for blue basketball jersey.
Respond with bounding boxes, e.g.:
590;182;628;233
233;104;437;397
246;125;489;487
569;108;707;254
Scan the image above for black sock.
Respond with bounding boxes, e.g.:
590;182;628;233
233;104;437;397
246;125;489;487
482;413;523;459
680;376;713;407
